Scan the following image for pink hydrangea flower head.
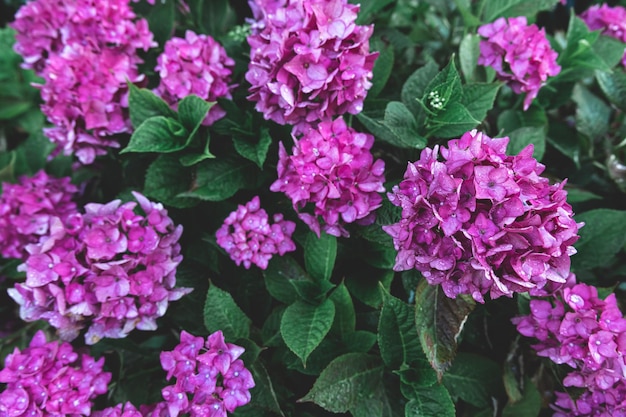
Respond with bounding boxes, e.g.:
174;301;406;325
155;30;235;126
581;4;626;67
383;130;582;302
0;170;78;260
477;16;561;110
8;192;191;344
0;330;111;417
158;330;255;417
246;0;378;125
270;117;386;237
216;196;296;269
92;402;144;417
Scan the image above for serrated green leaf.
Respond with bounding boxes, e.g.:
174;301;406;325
442;353;502;408
402;60;439;119
404;384;455;417
204;283;251;340
461;83;501;122
122;116;189;154
507;126;546;161
459;34;481;82
181;158;256;201
383;101;426;146
144;155;197;208
300;353;383;413
128;84;176;129
304;231;337;281
280;299;335;365
596;70;626;112
572;209;626;270
415;281;476;379
422;59;462;116
427;102;479;138
329;282;355;335
483;0;560;22
233;128;272;168
378;289;422;369
572;84;610;141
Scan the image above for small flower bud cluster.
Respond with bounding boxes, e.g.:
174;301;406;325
0;170;78;260
8;192;190;344
10;0;156;164
0;330;111;417
155;30;235;126
246;0;377;126
477;16;561;110
157;330;255;417
513;282;626;416
216;196;296;269
383;130;581;303
581;4;626;68
270;117;385;237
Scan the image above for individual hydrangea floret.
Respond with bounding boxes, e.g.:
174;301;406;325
157;330;255;417
246;0;378;125
581;4;626;68
0;330;111;417
155;30;235;126
8;192;191;344
216;196;296;269
478;16;561;110
513;282;626;416
92;402;144;417
0;170;78;260
383;130;581;303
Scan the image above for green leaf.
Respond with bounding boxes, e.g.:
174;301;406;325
204;283;252;340
459;34;481;82
402;60;439;119
404;384;455;417
378;289;422;369
280;299;335;365
330;283;356;335
343;330;377;354
497;107;547;133
304;231;337;281
572;209;626;270
483;0;561;22
596;69;626;112
369;43;394;98
357;110;427;149
506;126;546;161
248;362;285;417
572;84;611;140
182;158;256;201
350;380;402;417
501;379;541;417
178;94;212;130
0;100;31;120
422;59;462;115
547;122;580;167
442;353;502;408
147;0;175;46
356;0;395;24
232;128;272;168
179;138;215;166
346;268;394;308
593;35;626;70
127;84;176;129
414;280;476;379
566;188;602;203
263;255;309;304
122;116;189;154
144;155;197;209
300;353;383;413
461;83;501;122
427;102;479;138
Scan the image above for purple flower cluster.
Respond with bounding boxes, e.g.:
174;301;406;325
383;130;581;302
581;4;626;68
155;30;235;126
156;330;255;417
0;170;78;260
514;282;626;416
0;330;111;417
478;16;561;110
216;196;296;269
10;0;156;164
93;402;144;417
246;0;377;126
270;117;385;237
8;192;190;344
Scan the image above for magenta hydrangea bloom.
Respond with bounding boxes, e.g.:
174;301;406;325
581;4;626;68
157;330;255;417
246;0;378;125
0;330;111;417
514;282;626;416
478;16;561;110
8;192;191;344
155;30;235;126
383;130;582;303
216;196;296;269
270;117;385;237
92;402;144;417
0;170;78;260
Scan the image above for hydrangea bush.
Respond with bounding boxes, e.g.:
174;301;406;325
2;0;626;416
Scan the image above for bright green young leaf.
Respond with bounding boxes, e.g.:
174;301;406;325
144;155;197;209
461;83;501;122
369;43;394;98
572;209;626;270
427;101;479;138
122;116;188;154
501;379;541;417
204;283;252;340
280;299;335;365
414;280;476;379
507;126;546;161
404;383;455;417
572;84;611;141
378;288;422;369
127;84;176;128
181;158;256;201
329;283;356;335
232;128;273;168
459;34;481;82
304;231;337;281
300;353;383;412
442;353;503;408
402;60;439;119
422;58;462;115
596;69;626;112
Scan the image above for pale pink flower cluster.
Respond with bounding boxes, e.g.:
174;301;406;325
156;330;255;417
478;17;561;110
514;282;626;416
8;192;190;344
216;196;296;269
155;30;235;126
246;0;377;125
581;4;626;68
270;117;385;237
10;0;156;164
383;130;581;302
0;170;78;260
0;330;111;417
